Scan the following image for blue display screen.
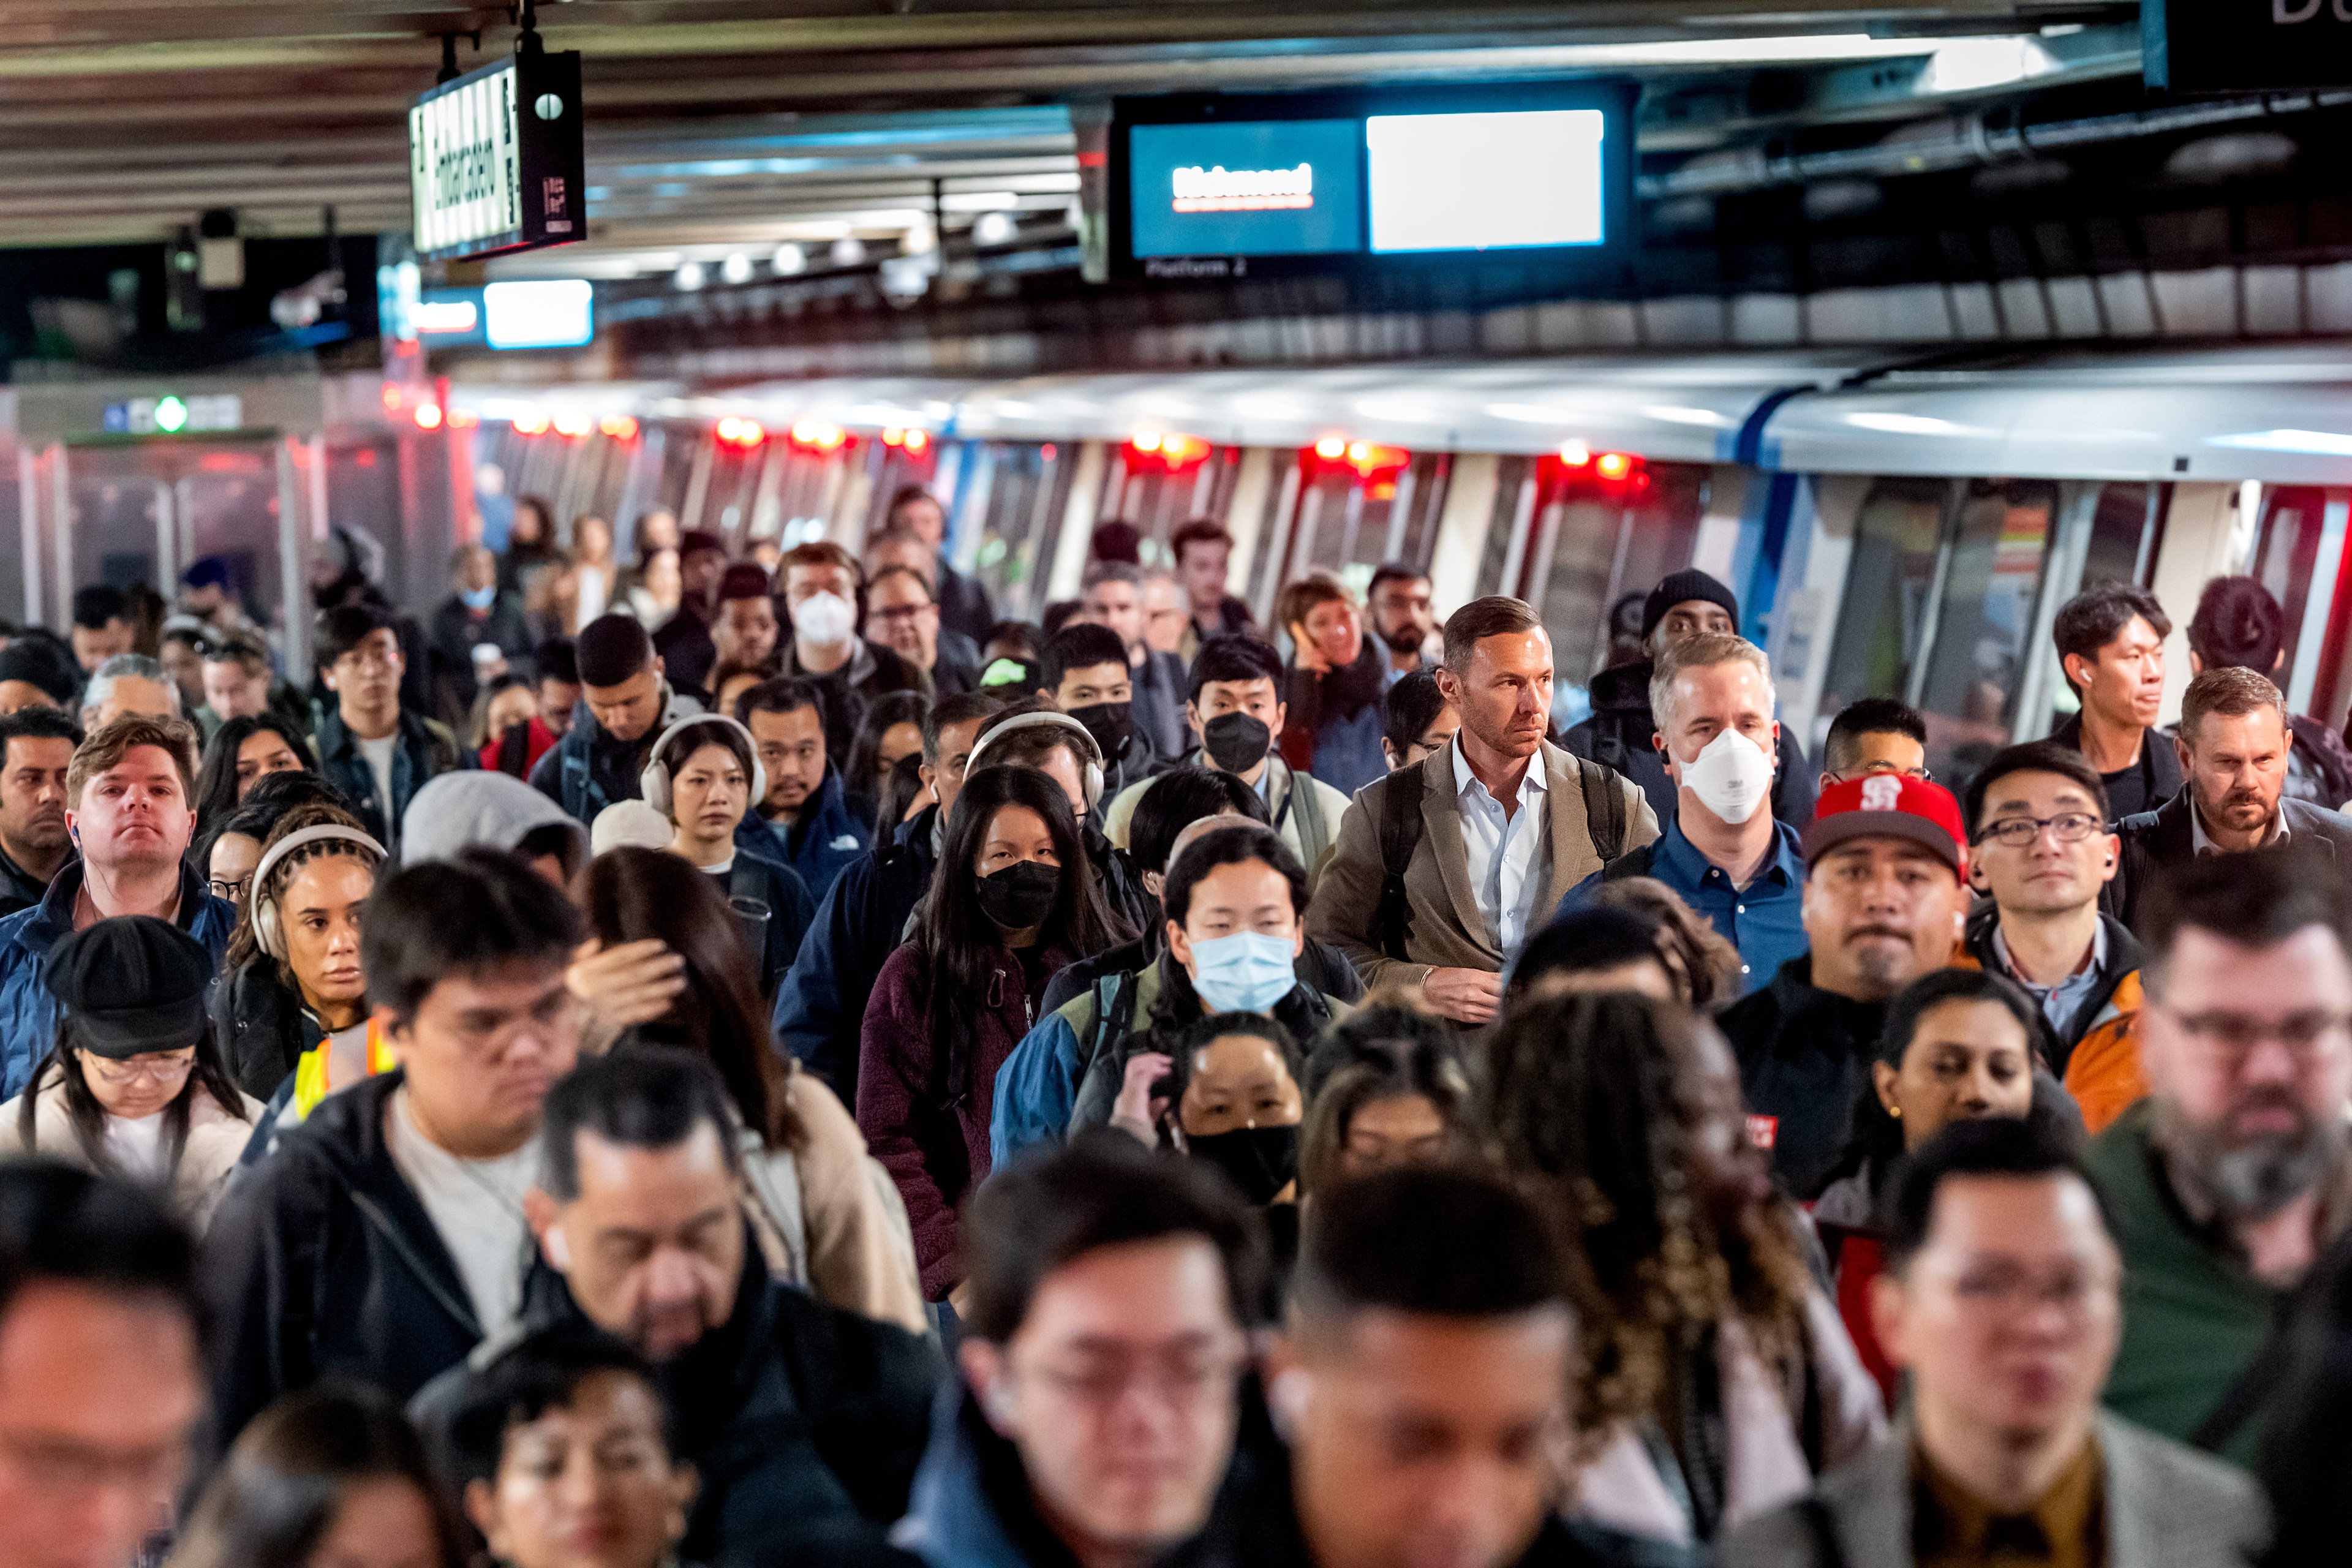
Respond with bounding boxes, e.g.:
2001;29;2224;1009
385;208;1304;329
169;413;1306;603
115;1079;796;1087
1127;119;1362;258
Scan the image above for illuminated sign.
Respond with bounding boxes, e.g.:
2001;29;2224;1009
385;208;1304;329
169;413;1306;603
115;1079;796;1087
1110;83;1634;280
413;298;480;334
484;280;594;349
101;394;242;435
409;51;586;262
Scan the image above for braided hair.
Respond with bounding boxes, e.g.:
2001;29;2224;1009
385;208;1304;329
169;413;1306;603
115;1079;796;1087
1477;992;1815;1444
222;801;384;991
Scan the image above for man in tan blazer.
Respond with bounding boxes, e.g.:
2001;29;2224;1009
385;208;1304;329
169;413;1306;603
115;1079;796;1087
1307;595;1657;1025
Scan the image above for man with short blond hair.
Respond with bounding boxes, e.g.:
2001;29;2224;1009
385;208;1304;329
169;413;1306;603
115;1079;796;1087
1308;595;1657;1025
1555;631;1803;994
0;714;235;1096
2109;663;2352;935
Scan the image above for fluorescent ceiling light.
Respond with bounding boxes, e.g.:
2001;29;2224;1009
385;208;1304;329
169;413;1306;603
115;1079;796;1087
2209;428;2352;456
1519;33;1942;67
1844;411;1991;437
1923;36;2059;93
483;281;595;351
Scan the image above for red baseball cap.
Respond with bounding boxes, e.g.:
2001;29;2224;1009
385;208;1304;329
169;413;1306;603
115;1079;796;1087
1802;774;1968;880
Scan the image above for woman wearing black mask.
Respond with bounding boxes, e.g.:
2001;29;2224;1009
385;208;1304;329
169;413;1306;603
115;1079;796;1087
857;763;1126;1313
1110;1009;1306;1283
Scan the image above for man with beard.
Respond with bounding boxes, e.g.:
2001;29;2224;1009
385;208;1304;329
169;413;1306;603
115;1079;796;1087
1365;564;1437;679
1716;773;1973;1194
0;709;78;918
2108;665;2352;936
2083;848;2352;1466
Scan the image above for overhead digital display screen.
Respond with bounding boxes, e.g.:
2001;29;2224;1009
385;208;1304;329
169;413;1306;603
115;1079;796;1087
409;51;587;263
1365;110;1607;253
1108;81;1634;281
1128;119;1362;258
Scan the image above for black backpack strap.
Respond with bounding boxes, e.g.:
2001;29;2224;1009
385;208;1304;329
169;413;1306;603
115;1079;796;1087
1373;774;1426;962
1579;755;1629;863
1599;842;1654;883
2192;1285;2308;1454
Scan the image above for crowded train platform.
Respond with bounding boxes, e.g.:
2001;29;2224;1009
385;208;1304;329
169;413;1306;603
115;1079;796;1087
7;1;2352;1566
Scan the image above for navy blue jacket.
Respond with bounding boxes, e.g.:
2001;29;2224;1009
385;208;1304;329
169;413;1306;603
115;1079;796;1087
0;861;238;1098
773;804;941;1104
761;766;874;902
314;706;463;846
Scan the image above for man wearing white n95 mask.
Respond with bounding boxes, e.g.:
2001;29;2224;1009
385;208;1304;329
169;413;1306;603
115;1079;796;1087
1554;633;1806;995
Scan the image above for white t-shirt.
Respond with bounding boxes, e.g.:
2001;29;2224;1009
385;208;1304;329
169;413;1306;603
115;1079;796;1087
104;1111;170;1183
384;1088;538;1336
356;733;399;841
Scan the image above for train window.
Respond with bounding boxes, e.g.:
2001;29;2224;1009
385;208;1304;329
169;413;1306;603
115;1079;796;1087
1815;478;1949;741
1913;481;2060;785
2081;481;2162;591
2252;486;2329;683
970;443;1077;620
1533;462;1705;692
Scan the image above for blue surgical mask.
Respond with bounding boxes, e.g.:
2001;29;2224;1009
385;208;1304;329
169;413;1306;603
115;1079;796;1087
1188;931;1297;1014
460;584;497;611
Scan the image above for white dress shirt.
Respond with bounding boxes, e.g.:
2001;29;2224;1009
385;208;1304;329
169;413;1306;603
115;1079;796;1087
1451;741;1551;955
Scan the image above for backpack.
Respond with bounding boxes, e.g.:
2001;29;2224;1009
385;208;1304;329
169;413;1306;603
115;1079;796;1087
1373;753;1632;961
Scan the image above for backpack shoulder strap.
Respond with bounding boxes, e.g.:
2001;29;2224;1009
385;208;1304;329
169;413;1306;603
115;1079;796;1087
1578;755;1629;863
1599;842;1654;883
1374;771;1427;962
1289;769;1331;871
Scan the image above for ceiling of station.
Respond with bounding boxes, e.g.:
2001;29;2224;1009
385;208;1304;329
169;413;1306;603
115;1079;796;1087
0;0;2141;271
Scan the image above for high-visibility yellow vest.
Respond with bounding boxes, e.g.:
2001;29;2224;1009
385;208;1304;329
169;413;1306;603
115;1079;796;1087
289;1019;397;1123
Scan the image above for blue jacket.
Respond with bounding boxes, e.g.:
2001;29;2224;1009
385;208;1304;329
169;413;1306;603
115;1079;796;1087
772;804;940;1104
0;861;238;1098
893;1384;1061;1568
764;766;873;902
314;706;462;846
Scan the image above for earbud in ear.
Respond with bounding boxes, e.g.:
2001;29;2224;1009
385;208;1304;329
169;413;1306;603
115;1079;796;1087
985;1383;1017;1427
1268;1368;1312;1439
542;1226;573;1270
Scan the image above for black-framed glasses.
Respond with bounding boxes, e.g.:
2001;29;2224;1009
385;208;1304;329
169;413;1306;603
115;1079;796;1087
208;875;251;903
1974;812;2103;850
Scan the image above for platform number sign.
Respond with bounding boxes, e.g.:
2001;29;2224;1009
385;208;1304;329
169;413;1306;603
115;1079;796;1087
409;51;587;262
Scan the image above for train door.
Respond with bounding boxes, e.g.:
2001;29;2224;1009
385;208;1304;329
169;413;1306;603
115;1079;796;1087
1243;443;1450;625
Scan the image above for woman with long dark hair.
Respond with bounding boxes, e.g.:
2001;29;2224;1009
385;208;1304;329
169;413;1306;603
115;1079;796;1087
1480;992;1884;1547
194;713;315;829
578;847;924;1332
171;1382;468;1568
845;689;926;808
857;763;1124;1306
0;916;260;1227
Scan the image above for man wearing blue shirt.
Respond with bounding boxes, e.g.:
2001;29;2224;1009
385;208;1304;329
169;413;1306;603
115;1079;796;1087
1556;631;1805;993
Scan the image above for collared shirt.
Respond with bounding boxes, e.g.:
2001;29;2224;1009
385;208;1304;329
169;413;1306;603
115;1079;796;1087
1640;814;1807;994
2190;802;2290;856
1993;920;2109;1039
1913;1436;2104;1568
1451;740;1550;955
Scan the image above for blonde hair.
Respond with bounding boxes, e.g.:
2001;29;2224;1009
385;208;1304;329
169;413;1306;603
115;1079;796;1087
1649;633;1773;731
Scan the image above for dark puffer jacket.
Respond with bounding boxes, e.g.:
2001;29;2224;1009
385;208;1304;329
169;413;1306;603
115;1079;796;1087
857;937;1073;1300
209;957;324;1101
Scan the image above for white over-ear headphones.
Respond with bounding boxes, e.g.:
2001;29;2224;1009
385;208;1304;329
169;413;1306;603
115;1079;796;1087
249;825;387;961
640;715;768;821
965;711;1105;813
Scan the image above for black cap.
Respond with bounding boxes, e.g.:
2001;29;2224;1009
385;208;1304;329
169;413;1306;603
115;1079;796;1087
1640;569;1740;641
44;916;214;1058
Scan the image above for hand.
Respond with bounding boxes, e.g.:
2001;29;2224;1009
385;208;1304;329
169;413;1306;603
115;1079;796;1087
1422;967;1502;1025
1289;627;1331;674
568;938;688;1037
1110;1051;1173;1140
948;1278;975;1320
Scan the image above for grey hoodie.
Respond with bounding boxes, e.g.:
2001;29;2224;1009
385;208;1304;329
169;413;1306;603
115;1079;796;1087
399;770;589;871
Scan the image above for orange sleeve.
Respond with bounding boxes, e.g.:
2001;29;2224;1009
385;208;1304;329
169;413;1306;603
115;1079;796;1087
2064;1012;2149;1135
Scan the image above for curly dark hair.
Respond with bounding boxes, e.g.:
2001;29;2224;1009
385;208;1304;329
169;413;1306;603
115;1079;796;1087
1586;875;1746;1007
1477;992;1815;1447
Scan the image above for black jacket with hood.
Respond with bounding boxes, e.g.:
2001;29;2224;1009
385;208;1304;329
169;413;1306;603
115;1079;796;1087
197;1071;493;1467
209;957;323;1101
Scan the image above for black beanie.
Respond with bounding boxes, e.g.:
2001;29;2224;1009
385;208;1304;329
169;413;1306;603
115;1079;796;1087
1640;570;1740;641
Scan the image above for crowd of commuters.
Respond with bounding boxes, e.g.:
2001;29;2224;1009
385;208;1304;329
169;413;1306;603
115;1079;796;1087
0;503;2347;1568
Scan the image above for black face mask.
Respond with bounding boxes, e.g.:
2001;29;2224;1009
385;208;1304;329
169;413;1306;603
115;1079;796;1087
1202;712;1272;773
1068;701;1134;762
975;860;1060;930
1186;1125;1299;1207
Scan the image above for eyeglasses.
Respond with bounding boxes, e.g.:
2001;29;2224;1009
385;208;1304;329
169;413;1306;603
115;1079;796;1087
81;1052;196;1087
1974;811;2103;849
2151;1002;2352;1066
1831;761;1933;783
208;875;251;902
1943;1261;2118;1314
